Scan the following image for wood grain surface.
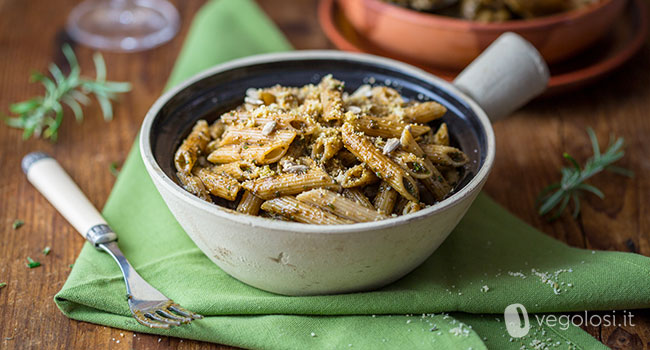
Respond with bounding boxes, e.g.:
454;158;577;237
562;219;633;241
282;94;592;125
0;0;648;349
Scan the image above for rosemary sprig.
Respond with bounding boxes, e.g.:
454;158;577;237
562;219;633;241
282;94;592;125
537;128;633;221
5;44;131;141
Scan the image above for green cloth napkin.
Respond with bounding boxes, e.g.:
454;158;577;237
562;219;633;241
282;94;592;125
55;0;650;349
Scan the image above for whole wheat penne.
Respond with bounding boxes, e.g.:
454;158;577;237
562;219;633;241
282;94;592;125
219;126;296;147
390;151;434;179
174;120;210;173
421;144;469;167
213;161;258;181
311;128;343;162
297;189;386;222
441;167;460;186
337;149;359;167
348;116;430;139
207;144;241;164
177;171;212;203
374;181;398;215
319;75;345;121
420;175;452;202
196;168;240;201
221;111;318;135
404;101;446;124
395;197;422;215
209;120;226;140
342;188;375;210
433;123;449;146
208;141;294;165
261;196;353;224
371;86;404;107
342;122;419;202
236;190;264;215
243;167;340;200
400;125;425;157
339;164;379;188
400;125;451;195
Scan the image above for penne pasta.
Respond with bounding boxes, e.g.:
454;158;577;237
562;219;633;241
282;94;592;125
177;171;212;203
209;120;226;140
196;168;240;201
296;189;386;222
400;125;452;198
338;164;379;188
374;181;398;215
421;144;470;167
433;123;449;146
442;167;460;186
399;124;425;157
311;128;343;162
403;101;446;124
319;75;345;121
342;188;375;210
219;125;296;147
395;197;422;215
236;190;264;215
207;141;294;165
242;167;340;200
342;122;419;202
420;176;452;202
261;196;353;224
347;115;430;139
174;120;210;174
390;150;435;179
212;161;258;181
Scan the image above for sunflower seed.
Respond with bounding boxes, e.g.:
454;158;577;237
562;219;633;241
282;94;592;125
383;138;400;154
285;165;309;174
244;96;264;105
262;121;277;135
348;106;362;114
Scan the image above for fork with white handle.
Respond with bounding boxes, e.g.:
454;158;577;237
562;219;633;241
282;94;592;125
22;152;202;328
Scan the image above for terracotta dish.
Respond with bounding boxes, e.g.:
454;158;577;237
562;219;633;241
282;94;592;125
337;0;626;70
320;0;648;96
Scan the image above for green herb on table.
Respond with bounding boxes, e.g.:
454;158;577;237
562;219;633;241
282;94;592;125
26;257;41;268
0;282;6;289
12;219;24;230
109;162;120;177
537;128;633;221
4;44;131;141
43;246;51;255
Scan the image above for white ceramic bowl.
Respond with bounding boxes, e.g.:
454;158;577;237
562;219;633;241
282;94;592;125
140;33;548;295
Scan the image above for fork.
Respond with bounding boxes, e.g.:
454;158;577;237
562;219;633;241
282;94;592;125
22;152;202;328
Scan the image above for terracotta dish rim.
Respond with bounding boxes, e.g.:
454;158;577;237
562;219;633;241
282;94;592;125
361;0;616;29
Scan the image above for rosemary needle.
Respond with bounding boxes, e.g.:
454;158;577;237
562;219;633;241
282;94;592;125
26;257;41;269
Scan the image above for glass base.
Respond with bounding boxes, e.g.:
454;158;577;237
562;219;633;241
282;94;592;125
66;0;180;52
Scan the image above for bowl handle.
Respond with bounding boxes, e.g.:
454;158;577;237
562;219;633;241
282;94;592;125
453;32;549;121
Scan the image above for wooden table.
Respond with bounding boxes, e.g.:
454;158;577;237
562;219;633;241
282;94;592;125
0;0;648;348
